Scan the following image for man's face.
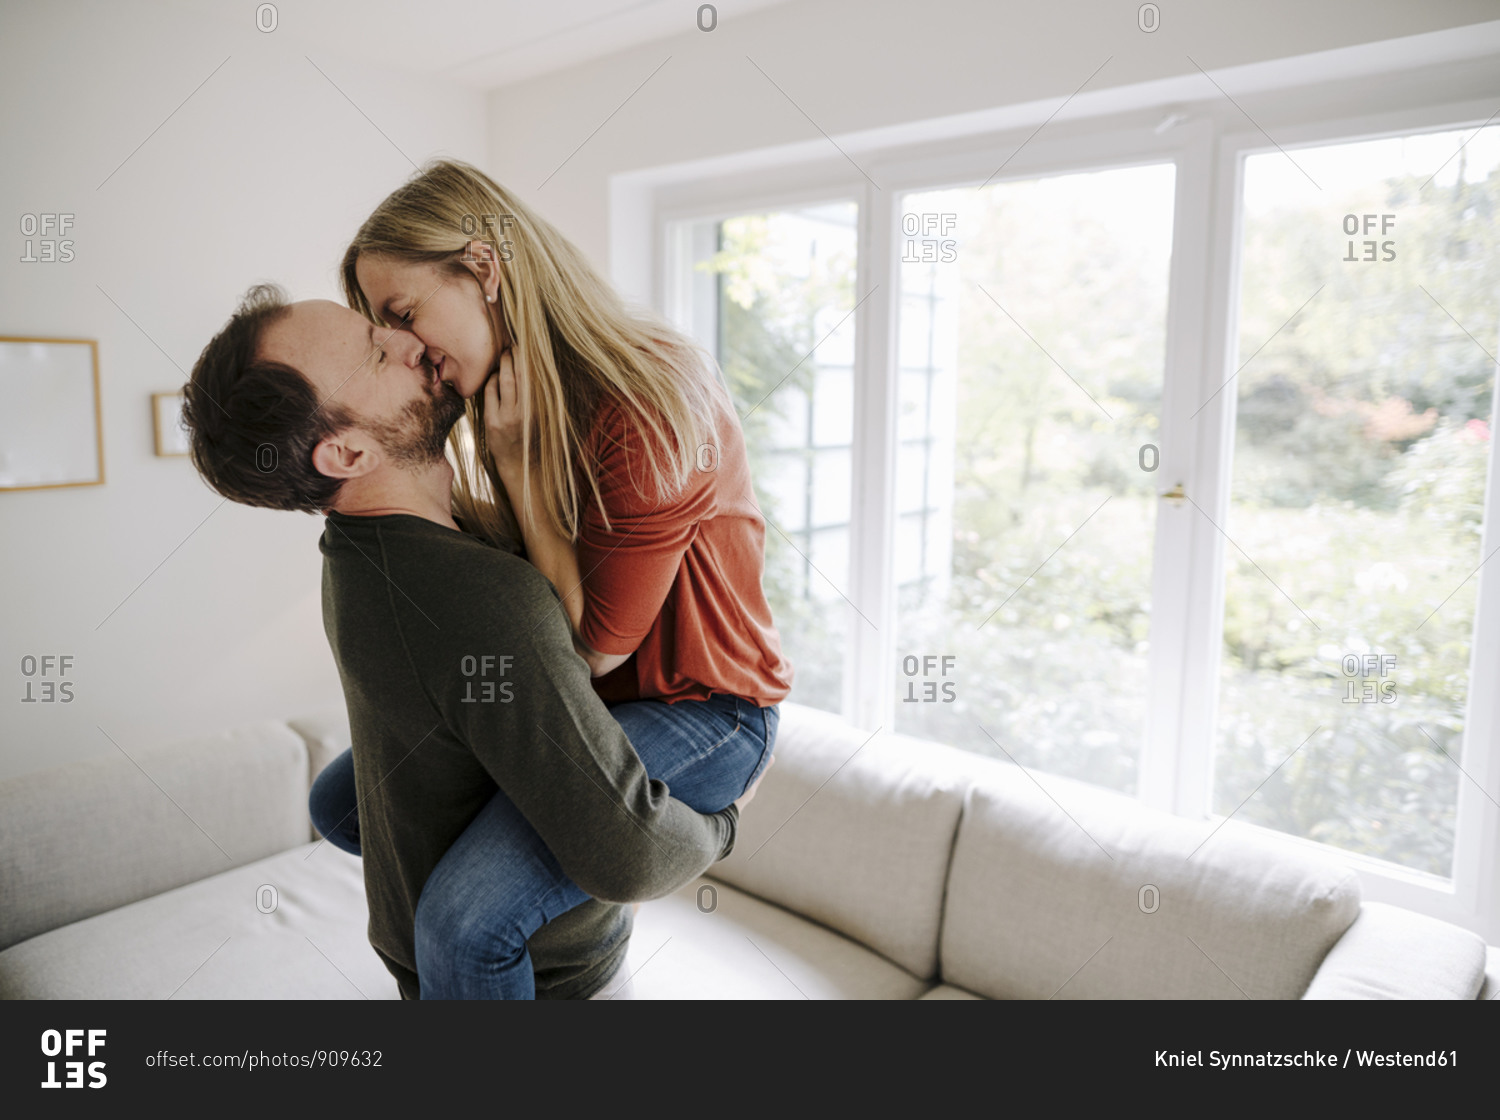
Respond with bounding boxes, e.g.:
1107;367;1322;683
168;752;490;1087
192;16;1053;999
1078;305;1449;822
260;299;465;467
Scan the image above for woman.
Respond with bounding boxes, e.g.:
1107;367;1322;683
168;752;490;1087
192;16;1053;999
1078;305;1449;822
308;159;793;999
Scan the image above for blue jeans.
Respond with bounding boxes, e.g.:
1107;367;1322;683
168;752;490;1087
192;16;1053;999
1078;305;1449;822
308;694;779;999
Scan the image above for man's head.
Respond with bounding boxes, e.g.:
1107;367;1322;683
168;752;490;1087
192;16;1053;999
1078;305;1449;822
184;283;466;513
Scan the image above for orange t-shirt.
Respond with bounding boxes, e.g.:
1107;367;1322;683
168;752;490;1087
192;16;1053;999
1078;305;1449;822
576;390;794;708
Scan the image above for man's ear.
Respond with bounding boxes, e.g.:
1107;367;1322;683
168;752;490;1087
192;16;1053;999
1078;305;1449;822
311;429;378;481
460;239;502;304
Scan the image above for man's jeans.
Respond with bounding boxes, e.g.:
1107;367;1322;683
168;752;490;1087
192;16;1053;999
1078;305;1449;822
308;694;779;999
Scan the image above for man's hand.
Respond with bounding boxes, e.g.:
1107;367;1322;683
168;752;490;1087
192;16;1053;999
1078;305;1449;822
483;348;526;477
734;753;775;812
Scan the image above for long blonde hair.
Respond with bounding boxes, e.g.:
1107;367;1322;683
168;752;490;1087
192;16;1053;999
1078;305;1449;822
340;159;725;547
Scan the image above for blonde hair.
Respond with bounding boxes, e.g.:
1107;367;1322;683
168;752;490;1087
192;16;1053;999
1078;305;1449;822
340;159;725;547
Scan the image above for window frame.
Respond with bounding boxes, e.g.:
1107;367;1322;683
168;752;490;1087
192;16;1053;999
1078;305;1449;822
1198;102;1500;935
658;179;872;718
622;57;1500;942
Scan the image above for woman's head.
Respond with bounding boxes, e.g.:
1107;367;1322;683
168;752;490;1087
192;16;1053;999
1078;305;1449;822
351;253;502;403
341;162;515;402
341;160;724;546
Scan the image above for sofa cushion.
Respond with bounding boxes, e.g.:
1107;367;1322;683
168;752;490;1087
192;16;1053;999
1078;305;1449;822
707;704;969;980
0;841;398;999
940;768;1361;999
1302;901;1486;999
600;878;931;999
0;721;312;951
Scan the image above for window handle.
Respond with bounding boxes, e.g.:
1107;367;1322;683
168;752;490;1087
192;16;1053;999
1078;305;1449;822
1159;483;1186;507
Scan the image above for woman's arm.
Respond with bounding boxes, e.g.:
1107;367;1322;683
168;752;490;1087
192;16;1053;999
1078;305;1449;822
484;353;630;678
503;457;630;678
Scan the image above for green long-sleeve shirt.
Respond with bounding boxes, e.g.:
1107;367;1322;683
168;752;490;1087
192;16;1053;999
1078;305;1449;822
319;510;738;999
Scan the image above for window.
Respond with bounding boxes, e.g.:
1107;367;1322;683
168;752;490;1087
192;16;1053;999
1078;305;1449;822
676;203;860;715
1213;127;1500;877
647;62;1500;936
893;166;1176;795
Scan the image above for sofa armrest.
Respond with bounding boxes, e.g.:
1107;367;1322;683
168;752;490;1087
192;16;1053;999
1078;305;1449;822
1481;946;1499;1001
1302;901;1486;999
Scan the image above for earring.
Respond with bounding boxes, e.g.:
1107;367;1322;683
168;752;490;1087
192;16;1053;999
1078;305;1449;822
487;294;495;303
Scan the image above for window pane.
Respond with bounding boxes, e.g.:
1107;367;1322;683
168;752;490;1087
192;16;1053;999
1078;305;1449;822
811;448;851;527
1213;126;1500;876
758;452;808;533
894;165;1176;794
812;366;854;446
682;203;860;715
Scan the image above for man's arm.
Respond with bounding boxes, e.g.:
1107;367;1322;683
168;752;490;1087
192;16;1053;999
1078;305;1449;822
417;557;735;904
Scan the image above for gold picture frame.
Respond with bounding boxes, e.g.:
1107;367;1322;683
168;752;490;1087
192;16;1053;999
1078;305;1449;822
0;336;104;491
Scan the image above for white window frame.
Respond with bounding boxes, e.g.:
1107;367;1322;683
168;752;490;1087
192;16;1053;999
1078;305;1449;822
613;30;1500;941
1195;101;1500;939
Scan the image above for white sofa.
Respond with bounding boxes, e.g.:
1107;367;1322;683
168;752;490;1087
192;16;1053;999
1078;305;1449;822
2;702;1495;1000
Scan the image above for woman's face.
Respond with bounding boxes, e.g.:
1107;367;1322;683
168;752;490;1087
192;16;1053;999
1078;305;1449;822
354;253;506;400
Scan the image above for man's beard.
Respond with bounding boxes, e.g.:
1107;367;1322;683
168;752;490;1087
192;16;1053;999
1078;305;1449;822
363;372;467;469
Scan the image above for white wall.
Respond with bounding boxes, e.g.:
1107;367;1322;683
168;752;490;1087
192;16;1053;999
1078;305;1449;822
0;1;485;780
484;0;1500;265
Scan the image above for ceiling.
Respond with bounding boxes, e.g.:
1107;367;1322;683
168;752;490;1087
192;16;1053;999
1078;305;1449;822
198;0;799;90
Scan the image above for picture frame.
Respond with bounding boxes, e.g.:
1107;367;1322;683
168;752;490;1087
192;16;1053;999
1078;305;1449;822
0;336;104;491
152;392;190;457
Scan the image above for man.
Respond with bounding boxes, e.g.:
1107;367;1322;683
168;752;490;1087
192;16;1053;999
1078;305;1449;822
182;283;747;999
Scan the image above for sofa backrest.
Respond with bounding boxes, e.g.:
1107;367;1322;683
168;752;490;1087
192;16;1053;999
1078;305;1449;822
1;697;1369;996
287;708;354;841
708;704;972;981
0;722;311;951
723;704;1366;999
939;767;1363;999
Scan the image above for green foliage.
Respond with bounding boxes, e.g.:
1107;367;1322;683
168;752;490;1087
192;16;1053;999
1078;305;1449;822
1208;150;1500;874
696;148;1498;875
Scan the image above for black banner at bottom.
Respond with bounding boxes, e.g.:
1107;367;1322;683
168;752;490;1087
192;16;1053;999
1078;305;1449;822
0;997;1482;1109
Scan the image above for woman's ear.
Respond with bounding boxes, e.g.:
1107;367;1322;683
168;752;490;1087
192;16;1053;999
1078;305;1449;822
460;239;502;304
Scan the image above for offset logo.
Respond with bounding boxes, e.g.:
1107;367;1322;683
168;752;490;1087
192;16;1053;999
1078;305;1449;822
460;654;514;703
40;1029;106;1088
900;213;957;264
20;654;75;703
901;654;957;703
19;213;75;262
1343;213;1396;262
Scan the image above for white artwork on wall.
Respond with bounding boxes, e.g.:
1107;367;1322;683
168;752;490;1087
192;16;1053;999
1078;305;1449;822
152;392;190;457
0;337;104;491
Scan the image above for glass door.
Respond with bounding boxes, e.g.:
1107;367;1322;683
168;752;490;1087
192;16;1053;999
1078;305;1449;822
1211;124;1500;878
890;163;1178;795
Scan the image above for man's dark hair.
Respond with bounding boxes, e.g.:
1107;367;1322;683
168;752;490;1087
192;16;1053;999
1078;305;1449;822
182;283;353;512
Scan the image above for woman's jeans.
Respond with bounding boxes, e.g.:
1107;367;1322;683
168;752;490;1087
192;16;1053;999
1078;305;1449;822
308;694;779;999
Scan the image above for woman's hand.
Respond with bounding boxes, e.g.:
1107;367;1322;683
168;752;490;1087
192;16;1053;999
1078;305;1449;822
482;347;526;477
